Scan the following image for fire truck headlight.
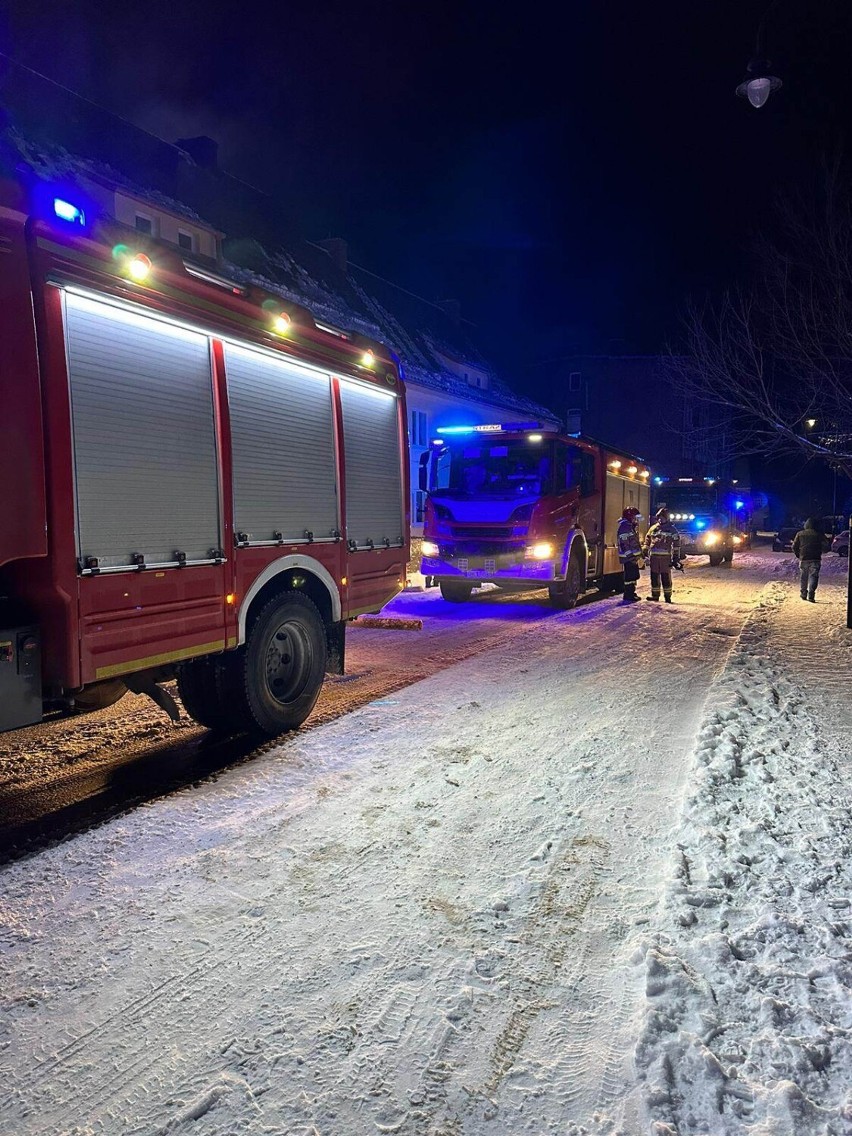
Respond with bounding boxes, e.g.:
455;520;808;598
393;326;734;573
526;541;554;560
421;540;440;558
703;532;720;546
732;534;743;545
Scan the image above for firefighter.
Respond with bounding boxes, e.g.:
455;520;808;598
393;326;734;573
644;507;682;603
617;507;644;603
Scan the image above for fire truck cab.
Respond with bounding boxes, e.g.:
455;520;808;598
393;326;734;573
0;174;408;737
419;424;651;607
653;478;750;565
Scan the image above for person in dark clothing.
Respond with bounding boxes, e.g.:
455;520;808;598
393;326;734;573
792;517;824;602
617;507;644;603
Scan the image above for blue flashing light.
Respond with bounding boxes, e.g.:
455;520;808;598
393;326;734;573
653;476;664;485
734;500;745;510
54;198;85;225
695;520;707;529
436;421;543;437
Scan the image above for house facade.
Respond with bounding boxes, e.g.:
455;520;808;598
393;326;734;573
549;355;736;479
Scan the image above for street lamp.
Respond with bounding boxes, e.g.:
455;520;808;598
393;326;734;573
736;59;783;108
736;2;783;108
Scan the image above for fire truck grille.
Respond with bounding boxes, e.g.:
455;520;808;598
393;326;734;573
450;526;513;539
446;541;525;558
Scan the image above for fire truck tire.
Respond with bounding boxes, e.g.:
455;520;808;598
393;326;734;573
177;657;233;731
235;591;327;736
440;581;474;602
723;549;734;564
548;553;584;609
708;552;724;567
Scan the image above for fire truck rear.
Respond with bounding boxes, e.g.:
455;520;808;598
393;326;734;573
419;424;651;607
0;174;408;736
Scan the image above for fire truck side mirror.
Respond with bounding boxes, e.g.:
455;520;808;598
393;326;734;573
418;450;430;492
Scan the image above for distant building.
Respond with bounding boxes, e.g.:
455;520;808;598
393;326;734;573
0;61;557;534
548;355;736;479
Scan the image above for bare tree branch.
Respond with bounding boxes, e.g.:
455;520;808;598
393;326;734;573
668;164;852;475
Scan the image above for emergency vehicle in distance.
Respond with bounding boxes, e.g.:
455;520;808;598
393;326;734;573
0;174;408;737
653;477;751;565
419;424;651;607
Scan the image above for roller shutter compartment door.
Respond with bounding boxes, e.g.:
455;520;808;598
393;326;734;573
64;292;220;569
225;344;338;542
340;382;403;549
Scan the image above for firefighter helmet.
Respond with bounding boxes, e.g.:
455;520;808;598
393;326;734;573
655;507;670;520
622;507;641;521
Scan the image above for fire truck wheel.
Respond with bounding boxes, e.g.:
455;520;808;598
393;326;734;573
708;553;724;567
548;553;583;609
238;591;327;736
440;581;474;602
177;656;233;731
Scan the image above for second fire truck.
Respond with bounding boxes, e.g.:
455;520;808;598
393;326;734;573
419;424;651;607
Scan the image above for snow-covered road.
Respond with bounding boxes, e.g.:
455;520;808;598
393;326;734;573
1;554;850;1136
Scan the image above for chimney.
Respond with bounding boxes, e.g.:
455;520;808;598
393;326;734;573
177;136;219;169
437;299;461;326
318;237;348;275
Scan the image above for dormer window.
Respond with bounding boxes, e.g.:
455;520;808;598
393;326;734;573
177;230;195;252
135;213;154;235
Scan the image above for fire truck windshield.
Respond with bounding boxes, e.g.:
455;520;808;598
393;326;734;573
660;487;718;513
433;440;552;499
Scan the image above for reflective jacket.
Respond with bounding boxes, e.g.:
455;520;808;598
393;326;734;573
644;520;681;562
617;517;642;563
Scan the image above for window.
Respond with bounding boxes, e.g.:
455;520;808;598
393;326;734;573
413;489;426;524
135;214;153;235
568;371;582;393
177;230;195;252
560;444;596;497
410;409;428;448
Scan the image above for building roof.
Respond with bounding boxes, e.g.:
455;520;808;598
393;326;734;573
0;59;554;423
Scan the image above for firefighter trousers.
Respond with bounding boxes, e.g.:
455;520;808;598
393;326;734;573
623;559;640;598
649;555;672;600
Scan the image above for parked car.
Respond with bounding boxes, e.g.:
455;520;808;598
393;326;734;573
832;529;849;557
772;527;798;552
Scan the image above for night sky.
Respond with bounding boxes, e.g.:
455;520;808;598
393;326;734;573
3;1;852;386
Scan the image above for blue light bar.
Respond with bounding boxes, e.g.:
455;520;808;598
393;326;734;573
54;198;85;225
436;421;543;436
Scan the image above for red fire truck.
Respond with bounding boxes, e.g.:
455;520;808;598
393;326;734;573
419;424;650;607
0;174;408;736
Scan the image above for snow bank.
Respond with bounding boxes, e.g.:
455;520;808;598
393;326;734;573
635;582;852;1135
